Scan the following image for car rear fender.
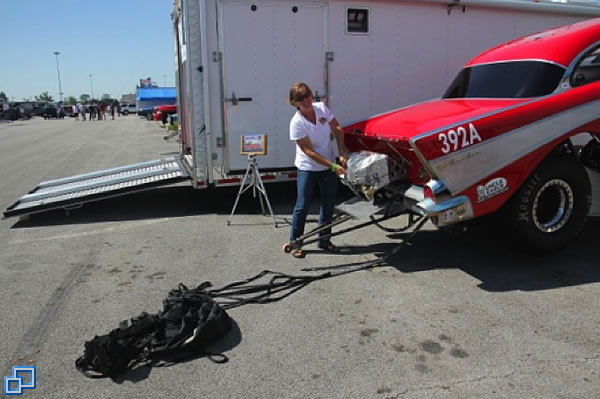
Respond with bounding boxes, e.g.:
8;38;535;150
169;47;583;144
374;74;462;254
410;87;600;218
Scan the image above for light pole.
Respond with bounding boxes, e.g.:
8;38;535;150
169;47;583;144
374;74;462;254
53;51;63;103
89;74;94;100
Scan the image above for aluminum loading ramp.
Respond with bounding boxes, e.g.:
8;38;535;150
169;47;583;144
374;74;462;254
3;157;190;219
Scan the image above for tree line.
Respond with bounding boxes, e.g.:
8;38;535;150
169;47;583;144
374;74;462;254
0;90;120;105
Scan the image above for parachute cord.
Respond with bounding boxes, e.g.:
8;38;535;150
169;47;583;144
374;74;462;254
205;217;429;309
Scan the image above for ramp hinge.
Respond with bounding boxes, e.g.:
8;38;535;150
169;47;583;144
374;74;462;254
212;52;222;62
326;51;334;62
217;137;226;147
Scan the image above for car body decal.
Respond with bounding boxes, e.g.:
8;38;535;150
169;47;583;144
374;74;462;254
418;98;600;194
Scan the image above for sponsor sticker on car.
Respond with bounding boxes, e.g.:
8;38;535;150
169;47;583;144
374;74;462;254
477;177;509;202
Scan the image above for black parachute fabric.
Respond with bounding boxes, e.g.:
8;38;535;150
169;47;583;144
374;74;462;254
75;283;231;379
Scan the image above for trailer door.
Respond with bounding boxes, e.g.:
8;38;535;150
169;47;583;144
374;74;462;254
175;9;193;156
219;2;327;172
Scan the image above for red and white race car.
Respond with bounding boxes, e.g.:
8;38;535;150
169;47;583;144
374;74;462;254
343;17;600;252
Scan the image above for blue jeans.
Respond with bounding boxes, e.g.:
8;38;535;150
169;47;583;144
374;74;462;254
290;169;337;246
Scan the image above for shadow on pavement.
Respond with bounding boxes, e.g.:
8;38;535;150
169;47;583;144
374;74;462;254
8;183;290;227
9;181;356;228
313;217;600;293
11;182;360;228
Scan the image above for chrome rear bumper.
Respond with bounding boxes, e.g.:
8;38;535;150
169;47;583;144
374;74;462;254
401;185;474;227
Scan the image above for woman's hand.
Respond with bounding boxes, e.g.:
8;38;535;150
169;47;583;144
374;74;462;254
333;163;346;176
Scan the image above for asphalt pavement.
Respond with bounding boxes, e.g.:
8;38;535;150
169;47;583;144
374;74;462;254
0;116;599;398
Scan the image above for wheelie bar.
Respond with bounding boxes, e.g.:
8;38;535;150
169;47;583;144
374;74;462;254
282;212;402;253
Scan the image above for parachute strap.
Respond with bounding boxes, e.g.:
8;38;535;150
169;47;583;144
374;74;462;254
207;217;429;308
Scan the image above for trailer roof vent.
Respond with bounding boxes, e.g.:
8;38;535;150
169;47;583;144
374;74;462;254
346;7;370;34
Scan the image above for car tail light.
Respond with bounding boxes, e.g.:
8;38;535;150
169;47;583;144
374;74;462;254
423;179;447;202
423;185;434;200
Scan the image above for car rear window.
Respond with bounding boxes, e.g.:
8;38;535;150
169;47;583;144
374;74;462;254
443;61;565;99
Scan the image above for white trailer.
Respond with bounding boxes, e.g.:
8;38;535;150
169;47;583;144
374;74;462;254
5;0;600;219
172;0;600;188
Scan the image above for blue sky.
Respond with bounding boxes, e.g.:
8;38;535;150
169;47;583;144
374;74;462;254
0;0;176;102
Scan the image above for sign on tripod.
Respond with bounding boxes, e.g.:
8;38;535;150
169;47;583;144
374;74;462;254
228;134;278;227
240;134;267;155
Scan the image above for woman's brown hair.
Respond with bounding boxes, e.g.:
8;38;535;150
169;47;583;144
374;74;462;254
288;82;313;105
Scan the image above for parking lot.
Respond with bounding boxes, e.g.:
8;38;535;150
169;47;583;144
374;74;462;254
0;116;599;398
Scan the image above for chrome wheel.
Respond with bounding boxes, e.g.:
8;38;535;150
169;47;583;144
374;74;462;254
532;179;573;233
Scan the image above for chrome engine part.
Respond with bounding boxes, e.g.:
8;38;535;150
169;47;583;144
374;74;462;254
343;151;407;201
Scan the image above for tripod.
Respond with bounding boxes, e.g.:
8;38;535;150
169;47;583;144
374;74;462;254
227;155;278;227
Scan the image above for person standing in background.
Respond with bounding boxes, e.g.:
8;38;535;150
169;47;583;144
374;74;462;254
98;102;106;120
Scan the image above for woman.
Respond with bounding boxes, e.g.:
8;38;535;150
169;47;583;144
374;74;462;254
285;82;348;258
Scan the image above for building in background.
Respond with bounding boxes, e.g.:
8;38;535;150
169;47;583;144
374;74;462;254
136;87;176;111
120;93;136;104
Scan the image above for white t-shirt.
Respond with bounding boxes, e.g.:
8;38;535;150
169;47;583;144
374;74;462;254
289;102;337;171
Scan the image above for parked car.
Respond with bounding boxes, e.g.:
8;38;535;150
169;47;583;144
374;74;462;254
2;103;34;120
153;104;177;124
41;106;65;119
137;106;155;120
120;103;137;115
31;106;46;117
342;18;600;253
0;107;22;120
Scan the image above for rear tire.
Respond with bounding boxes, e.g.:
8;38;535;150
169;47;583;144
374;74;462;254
504;152;591;253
